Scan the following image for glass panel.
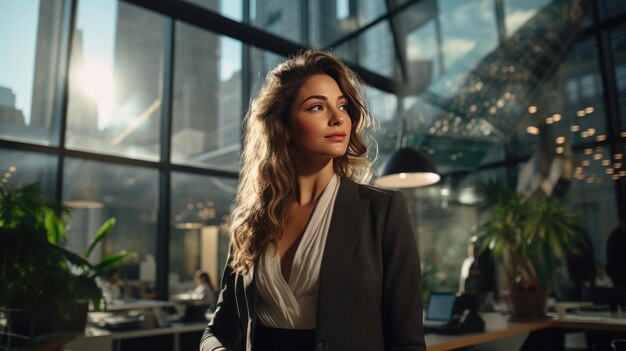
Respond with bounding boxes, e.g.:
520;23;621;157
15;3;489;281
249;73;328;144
505;37;605;163
503;0;550;37
308;0;357;47
312;0;388;46
367;87;397;123
169;173;237;297
611;26;626;132
63;158;158;299
249;0;306;44
182;0;243;22
568;146;620;267
249;48;286;101
357;0;387;24
335;20;398;79
171;22;242;171
66;0;165;161
558;37;606;144
408;167;505;295
360;21;396;79
0;0;64;145
395;0;441;82
367;87;398;173
0;149;57;197
426;0;499;99
604;0;626;20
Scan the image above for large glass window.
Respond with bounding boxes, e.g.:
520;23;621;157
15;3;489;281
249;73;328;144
169;173;237;295
560;38;607;143
336;21;398;79
249;0;306;44
0;149;57;197
307;0;388;48
249;48;286;101
612;26;626;132
503;0;550;37
171;22;242;171
604;0;626;20
66;1;165;161
568;146;620;266
63;158;158;299
1;0;625;303
0;0;65;146
182;0;243;22
396;0;441;82
437;0;498;82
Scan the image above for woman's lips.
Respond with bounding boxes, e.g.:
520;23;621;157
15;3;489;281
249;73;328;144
325;132;347;141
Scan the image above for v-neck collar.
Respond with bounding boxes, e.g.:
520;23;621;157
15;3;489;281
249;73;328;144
272;174;339;288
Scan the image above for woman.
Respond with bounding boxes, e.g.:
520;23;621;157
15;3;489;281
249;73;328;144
192;270;216;305
201;50;425;351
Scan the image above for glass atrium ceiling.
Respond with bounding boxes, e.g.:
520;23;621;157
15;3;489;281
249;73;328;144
195;0;590;174
156;0;591;175
320;0;588;174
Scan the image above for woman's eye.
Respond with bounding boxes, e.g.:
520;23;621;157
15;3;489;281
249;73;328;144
339;104;348;111
309;104;323;111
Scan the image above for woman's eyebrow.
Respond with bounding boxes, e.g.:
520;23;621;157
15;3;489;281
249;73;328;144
300;95;347;106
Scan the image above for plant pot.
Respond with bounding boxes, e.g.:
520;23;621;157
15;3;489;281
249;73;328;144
503;290;549;321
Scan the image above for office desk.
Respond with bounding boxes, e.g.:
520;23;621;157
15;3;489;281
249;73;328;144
105;299;174;312
549;312;626;332
426;312;626;351
64;322;207;351
426;313;551;351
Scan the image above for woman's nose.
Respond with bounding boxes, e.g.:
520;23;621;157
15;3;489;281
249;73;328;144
329;108;344;126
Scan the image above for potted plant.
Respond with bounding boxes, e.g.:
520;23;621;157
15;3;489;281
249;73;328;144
0;182;134;347
475;180;585;319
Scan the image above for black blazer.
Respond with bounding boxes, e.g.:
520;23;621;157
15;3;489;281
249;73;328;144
200;178;426;351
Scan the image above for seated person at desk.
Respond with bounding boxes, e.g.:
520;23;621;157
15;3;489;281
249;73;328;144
459;240;495;295
190;270;216;306
171;271;216;322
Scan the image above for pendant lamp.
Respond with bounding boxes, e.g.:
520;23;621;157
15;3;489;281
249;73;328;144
375;121;440;188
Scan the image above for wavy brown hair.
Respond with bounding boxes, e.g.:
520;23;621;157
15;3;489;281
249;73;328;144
229;50;375;273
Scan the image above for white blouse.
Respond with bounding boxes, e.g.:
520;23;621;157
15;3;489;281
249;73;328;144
255;175;340;329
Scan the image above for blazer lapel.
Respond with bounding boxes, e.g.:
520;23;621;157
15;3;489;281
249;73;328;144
242;259;257;351
316;178;370;334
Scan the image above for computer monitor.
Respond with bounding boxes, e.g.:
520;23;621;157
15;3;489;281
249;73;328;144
424;292;456;327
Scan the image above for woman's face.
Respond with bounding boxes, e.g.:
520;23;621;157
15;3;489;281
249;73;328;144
288;74;352;160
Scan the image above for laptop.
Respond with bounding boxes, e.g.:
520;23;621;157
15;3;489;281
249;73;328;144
423;292;456;328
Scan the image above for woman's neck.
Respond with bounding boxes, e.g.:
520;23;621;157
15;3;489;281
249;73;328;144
292;159;335;206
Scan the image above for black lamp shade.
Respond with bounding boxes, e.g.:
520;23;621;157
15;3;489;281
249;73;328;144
376;147;440;188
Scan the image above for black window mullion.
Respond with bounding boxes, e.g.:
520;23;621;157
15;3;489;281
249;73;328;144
54;0;78;206
155;16;175;300
591;0;626;216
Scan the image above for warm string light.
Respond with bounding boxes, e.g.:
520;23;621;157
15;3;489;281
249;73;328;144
577;147;626;182
2;166;16;184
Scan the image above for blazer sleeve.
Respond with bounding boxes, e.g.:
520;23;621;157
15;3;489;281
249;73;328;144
381;191;426;351
200;254;242;351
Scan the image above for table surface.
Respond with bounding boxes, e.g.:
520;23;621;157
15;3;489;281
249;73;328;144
426;312;626;351
549;311;626;332
86;322;208;340
425;313;550;351
104;300;175;312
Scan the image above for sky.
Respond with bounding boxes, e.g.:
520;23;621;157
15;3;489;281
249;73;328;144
0;0;39;123
0;0;243;127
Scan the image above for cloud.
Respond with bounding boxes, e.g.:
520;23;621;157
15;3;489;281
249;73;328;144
505;9;537;34
443;38;476;64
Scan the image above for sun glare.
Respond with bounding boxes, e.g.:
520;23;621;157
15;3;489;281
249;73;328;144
74;60;115;129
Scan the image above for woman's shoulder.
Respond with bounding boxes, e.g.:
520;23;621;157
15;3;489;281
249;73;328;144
342;177;404;203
